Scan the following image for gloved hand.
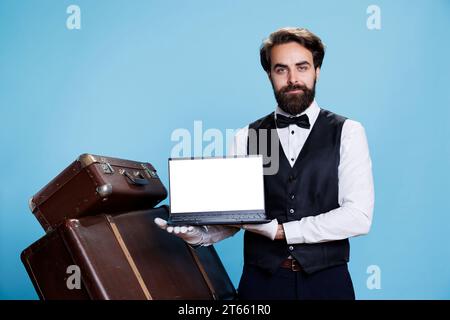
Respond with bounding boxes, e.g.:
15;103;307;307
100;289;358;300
235;219;279;240
154;217;207;246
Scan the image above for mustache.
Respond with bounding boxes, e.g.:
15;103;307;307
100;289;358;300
280;84;309;94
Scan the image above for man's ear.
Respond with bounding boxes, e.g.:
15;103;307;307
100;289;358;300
267;71;271;80
315;67;321;81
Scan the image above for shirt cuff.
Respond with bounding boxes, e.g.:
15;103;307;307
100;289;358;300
283;221;305;244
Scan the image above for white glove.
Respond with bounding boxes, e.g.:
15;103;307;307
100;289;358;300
154;217;207;246
239;219;279;241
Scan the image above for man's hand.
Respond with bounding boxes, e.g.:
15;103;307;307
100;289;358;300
154;217;206;246
274;224;285;240
238;219;283;241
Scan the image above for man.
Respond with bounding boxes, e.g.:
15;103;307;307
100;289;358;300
155;27;374;300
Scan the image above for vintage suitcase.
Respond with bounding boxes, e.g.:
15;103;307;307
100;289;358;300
21;206;236;300
29;153;167;232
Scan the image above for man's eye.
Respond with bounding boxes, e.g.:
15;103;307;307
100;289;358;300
298;66;308;71
276;68;286;74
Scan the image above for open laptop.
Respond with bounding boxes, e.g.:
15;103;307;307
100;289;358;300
167;155;271;225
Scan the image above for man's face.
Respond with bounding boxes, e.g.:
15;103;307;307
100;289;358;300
269;42;320;115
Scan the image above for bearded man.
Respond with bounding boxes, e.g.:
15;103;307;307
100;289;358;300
156;27;374;300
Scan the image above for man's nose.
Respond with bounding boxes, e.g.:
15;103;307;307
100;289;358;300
287;70;299;85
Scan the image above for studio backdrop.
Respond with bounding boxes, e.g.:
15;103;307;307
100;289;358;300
1;0;449;299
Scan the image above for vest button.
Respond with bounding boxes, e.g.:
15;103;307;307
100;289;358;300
290;194;295;200
288;175;295;182
288;246;294;251
289;208;295;214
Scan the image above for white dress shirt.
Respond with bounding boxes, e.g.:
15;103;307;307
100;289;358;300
200;100;374;245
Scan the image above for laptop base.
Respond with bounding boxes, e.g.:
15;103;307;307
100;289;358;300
167;210;271;226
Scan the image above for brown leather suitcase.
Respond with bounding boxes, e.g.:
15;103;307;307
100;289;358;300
29;153;167;232
21;206;236;300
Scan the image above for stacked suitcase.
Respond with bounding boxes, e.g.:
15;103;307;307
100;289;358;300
21;153;236;300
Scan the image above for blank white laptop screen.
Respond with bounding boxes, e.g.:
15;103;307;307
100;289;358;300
169;156;265;214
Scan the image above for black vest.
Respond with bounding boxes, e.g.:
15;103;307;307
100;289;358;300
245;108;350;274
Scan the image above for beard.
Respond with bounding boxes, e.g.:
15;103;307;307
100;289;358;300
273;80;316;115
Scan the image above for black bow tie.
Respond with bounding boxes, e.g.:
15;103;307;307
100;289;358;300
275;114;310;129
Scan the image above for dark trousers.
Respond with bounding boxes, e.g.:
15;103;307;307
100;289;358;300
237;263;355;300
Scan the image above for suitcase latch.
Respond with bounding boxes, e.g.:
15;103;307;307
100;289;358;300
100;162;114;174
141;164;158;179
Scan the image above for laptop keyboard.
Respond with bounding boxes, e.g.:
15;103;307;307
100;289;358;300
170;212;267;224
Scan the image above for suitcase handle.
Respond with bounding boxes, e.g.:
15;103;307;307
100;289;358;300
122;170;149;186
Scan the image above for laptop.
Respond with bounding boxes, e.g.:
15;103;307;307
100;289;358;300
167;155;271;225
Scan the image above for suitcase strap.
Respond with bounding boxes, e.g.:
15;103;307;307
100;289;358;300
187;246;218;300
105;215;153;300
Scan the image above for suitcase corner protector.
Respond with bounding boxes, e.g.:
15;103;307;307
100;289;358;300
28;197;36;212
78;153;98;168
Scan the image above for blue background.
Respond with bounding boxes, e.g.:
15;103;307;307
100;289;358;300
1;0;449;299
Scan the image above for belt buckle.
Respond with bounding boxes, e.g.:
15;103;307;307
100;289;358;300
291;259;301;272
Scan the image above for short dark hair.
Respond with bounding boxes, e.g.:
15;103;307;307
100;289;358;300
260;27;325;73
